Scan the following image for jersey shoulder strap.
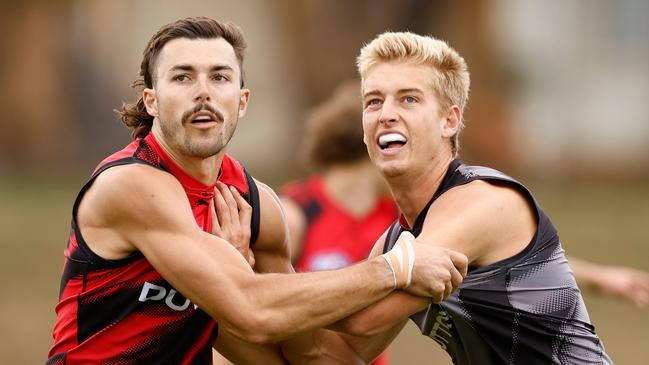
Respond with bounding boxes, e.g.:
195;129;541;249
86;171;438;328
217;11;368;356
243;168;260;246
382;220;403;254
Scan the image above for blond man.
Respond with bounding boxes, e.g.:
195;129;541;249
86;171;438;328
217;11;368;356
331;32;613;364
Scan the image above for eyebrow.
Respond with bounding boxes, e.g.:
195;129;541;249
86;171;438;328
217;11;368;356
363;87;425;99
169;64;235;73
397;87;424;95
362;89;382;99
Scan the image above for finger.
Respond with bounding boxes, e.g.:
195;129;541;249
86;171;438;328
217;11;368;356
209;193;223;236
432;283;445;303
443;279;453;300
230;186;252;231
247;251;256;268
450;266;464;292
214;186;231;231
449;250;469;277
217;182;240;230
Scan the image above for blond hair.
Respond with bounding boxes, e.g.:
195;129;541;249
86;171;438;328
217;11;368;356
357;32;470;156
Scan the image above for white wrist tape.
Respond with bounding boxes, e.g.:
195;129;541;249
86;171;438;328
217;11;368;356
381;231;416;289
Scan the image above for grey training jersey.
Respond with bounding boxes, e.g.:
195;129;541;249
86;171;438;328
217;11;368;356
383;159;612;364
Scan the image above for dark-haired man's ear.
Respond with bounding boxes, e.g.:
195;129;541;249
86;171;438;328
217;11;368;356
238;88;251;118
143;88;159;117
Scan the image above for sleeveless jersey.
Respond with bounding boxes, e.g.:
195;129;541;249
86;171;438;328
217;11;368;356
46;133;260;365
282;175;398;272
282;175;397;365
383;159;612;365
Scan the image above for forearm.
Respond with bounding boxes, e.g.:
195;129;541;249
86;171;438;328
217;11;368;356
214;329;289;365
323;291;428;363
329;291;429;337
337;320;408;363
231;258;395;343
280;329;364;365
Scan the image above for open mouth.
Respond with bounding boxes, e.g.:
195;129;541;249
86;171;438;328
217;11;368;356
377;132;407;150
191;114;216;124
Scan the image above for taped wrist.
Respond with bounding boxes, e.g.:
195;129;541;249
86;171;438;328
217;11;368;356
380;232;416;289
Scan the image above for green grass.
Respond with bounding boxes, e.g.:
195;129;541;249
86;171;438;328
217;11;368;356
4;176;647;364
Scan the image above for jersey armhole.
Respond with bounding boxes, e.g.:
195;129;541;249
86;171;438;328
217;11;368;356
244;169;261;247
382;221;402;254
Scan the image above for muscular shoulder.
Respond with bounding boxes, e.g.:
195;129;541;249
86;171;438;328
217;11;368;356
88;163;186;217
421;179;537;266
78;163;192;258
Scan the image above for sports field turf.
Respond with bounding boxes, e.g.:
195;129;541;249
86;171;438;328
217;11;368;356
2;175;647;364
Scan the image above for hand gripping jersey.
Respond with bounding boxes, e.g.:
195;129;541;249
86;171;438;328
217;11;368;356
282;175;397;365
282;175;398;272
46;133;260;365
383;159;612;365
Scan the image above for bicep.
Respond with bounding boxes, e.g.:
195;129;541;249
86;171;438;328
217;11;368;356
279;196;307;264
418;180;536;266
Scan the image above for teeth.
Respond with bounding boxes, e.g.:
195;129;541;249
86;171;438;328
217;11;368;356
378;133;406;148
194;115;212;121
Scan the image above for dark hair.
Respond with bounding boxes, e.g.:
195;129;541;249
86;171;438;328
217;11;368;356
302;80;367;168
117;17;247;139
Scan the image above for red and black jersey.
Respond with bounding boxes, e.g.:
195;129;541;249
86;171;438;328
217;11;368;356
46;133;260;365
281;175;397;272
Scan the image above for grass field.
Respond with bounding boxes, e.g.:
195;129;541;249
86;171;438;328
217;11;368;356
2;175;647;364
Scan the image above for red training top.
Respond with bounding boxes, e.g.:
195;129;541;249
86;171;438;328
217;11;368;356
46;133;259;365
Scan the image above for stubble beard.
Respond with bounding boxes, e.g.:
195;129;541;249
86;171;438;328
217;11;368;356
157;98;239;158
158;114;238;159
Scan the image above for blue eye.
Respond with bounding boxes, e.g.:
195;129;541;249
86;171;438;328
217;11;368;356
404;96;416;103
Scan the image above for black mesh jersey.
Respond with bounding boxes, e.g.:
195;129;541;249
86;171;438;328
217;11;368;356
383;159;612;365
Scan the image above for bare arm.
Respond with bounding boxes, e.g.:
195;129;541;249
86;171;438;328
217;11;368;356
79;164;397;344
331;180;534;361
569;256;649;307
279;196;308;265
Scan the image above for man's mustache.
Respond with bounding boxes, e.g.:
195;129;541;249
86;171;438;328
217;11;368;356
181;103;224;124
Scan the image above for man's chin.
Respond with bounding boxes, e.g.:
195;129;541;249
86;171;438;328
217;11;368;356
184;140;224;159
376;162;408;179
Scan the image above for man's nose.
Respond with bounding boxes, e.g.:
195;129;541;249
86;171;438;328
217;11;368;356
378;100;398;124
193;78;212;102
